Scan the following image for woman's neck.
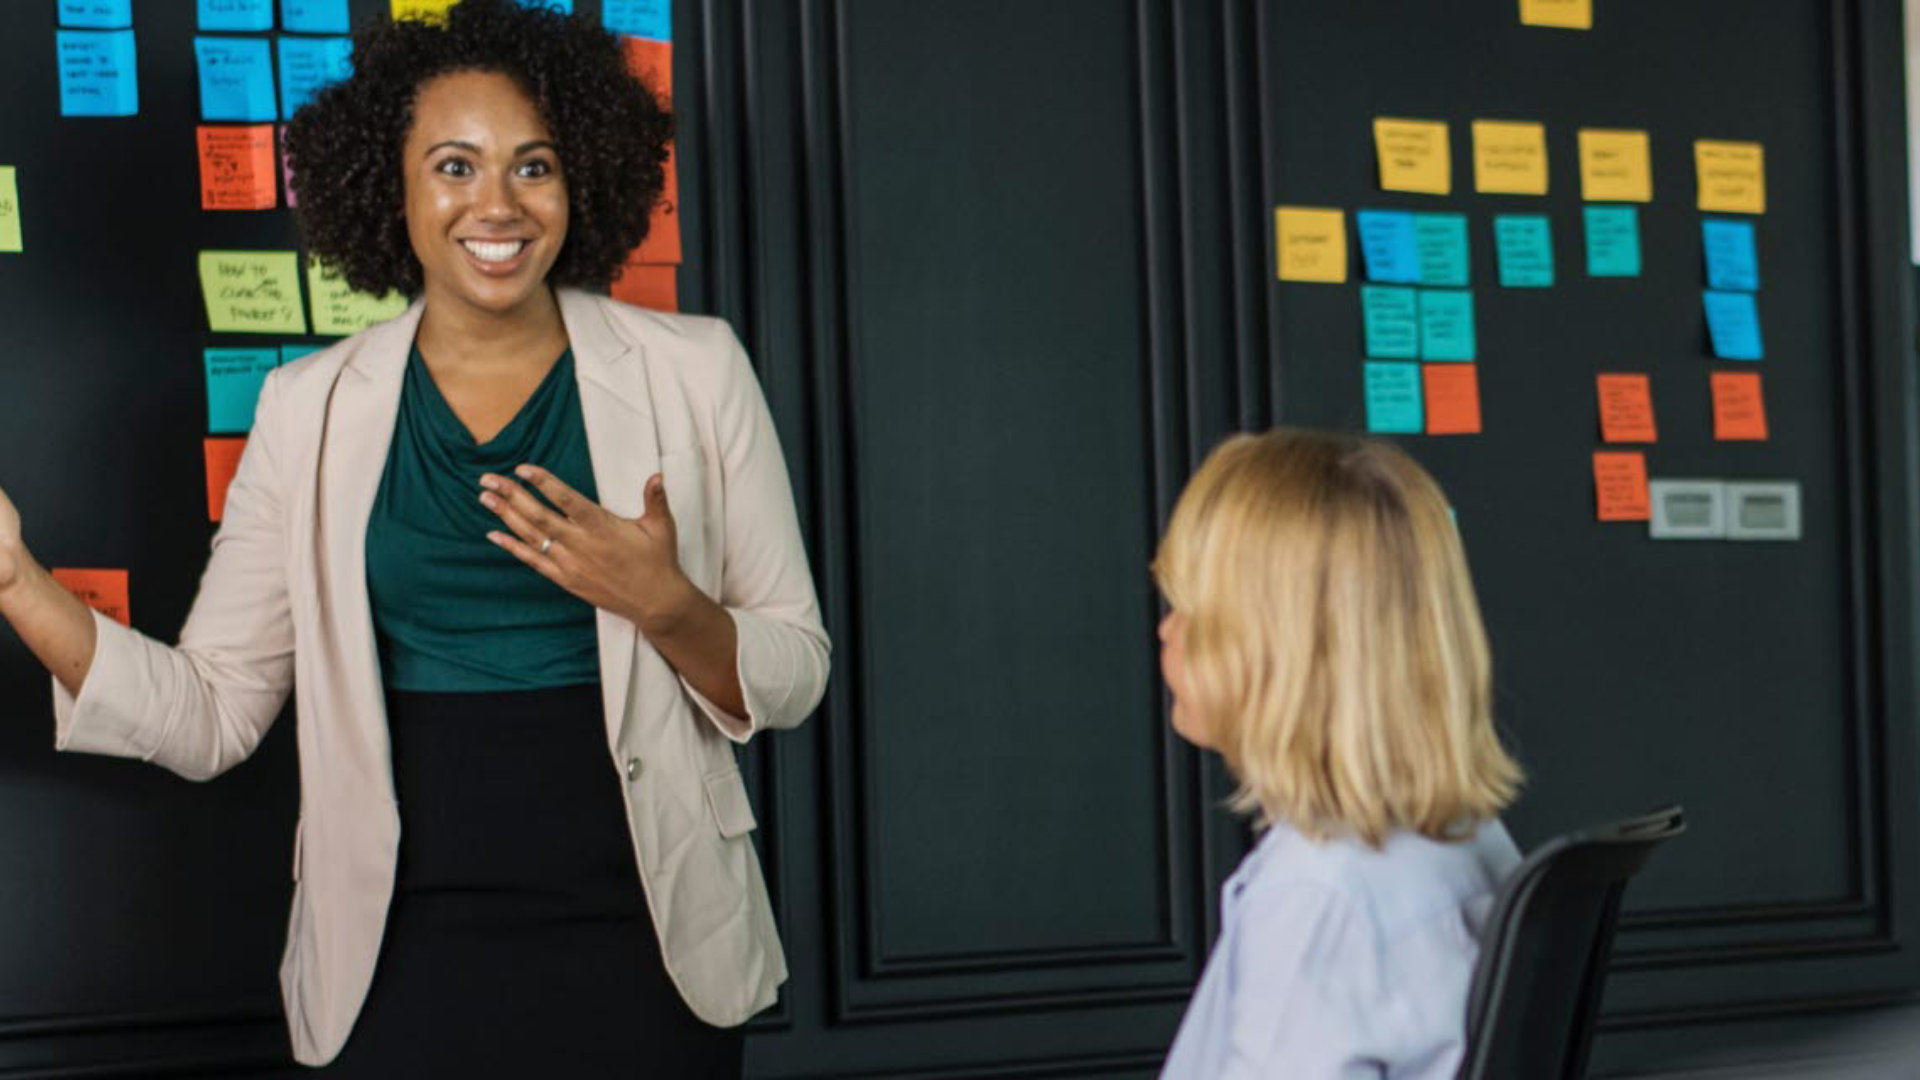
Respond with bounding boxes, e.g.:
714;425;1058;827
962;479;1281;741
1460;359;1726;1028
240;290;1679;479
415;283;569;371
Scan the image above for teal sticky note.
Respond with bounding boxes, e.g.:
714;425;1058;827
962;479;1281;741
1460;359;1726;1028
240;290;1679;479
1702;219;1759;292
1356;210;1420;284
278;36;352;119
1419;289;1476;361
199;0;273;31
283;0;350;32
281;343;321;365
205;348;279;433
1704;290;1764;360
1415;213;1470;287
1364;362;1423;434
1362;285;1420;359
56;30;139;117
195;37;277;122
603;0;670;39
1494;215;1554;288
520;0;575;9
1585;205;1641;277
59;1;133;29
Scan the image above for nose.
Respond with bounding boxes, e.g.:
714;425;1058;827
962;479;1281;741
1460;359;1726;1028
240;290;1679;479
474;169;520;223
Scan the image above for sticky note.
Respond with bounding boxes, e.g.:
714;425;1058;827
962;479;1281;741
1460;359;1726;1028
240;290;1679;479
1711;371;1769;440
1701;219;1759;291
1414;213;1470;287
308;260;409;335
206;438;247;522
50;569;131;626
1419;289;1476;361
1472;120;1549;195
282;343;321;365
1374;118;1452;196
59;1;133;29
197;126;278;211
605;0;672;40
1274;206;1348;283
199;0;273;31
0;168;21;253
1520;0;1591;28
392;0;457;20
1578;129;1652;203
611;263;678;310
1494;215;1553;287
1423;364;1481;435
200;250;307;333
57;30;140;117
1695;140;1766;215
522;0;576;9
205;348;279;433
195;37;277;122
1355;210;1419;284
1704;290;1764;360
1593;453;1650;521
1584;205;1641;277
632;146;682;264
278;36;353;120
1362;286;1419;359
1596;373;1657;442
1364;362;1423;434
623;35;672;100
283;0;350;33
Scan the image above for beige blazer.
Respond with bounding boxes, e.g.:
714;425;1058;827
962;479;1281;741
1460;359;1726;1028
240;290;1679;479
49;289;830;1066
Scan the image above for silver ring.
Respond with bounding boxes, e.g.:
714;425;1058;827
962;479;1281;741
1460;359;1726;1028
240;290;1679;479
539;537;554;555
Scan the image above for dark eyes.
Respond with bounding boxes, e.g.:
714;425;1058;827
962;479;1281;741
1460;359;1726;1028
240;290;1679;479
432;158;556;179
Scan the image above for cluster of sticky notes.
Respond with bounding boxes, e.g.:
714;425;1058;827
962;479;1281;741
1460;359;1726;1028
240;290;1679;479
51;568;132;627
0;167;21;253
1362;289;1476;361
200;250;307;333
1356;210;1470;286
198;125;279;210
307;259;409;335
1363;363;1482;436
1519;0;1593;29
1700;215;1762;361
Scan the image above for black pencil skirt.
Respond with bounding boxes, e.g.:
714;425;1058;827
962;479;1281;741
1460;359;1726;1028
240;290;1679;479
315;683;744;1078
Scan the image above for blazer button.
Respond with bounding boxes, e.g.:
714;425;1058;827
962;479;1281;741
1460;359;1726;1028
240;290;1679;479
626;757;643;781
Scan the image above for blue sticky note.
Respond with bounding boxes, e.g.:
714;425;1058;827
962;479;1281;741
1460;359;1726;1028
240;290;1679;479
1362;285;1420;359
205;348;279;433
281;343;322;366
1356;210;1420;284
199;0;273;31
1702;219;1759;292
59;1;133;29
1494;214;1554;288
1364;362;1423;434
1704;290;1764;360
1415;213;1470;287
56;30;139;117
283;0;350;33
1419;289;1476;361
278;36;352;119
1585;205;1641;277
604;0;670;40
195;37;278;122
520;0;575;10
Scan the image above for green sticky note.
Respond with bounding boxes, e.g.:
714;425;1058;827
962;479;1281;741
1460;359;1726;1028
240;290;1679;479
0;167;20;253
1364;361;1423;433
199;250;306;333
307;259;409;336
1362;285;1420;359
1415;212;1470;286
1585;205;1641;277
1419;288;1476;361
204;348;278;433
1494;214;1553;287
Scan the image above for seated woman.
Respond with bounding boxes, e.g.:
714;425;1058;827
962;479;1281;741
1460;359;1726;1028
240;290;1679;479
1154;429;1525;1079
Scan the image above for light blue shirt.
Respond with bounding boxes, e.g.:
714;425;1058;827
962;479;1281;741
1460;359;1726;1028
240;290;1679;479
1161;818;1521;1080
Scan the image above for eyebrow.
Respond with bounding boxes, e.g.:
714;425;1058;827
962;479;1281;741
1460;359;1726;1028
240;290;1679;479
423;139;558;157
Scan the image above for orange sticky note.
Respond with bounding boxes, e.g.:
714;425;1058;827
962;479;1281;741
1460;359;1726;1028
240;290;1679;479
197;125;279;211
623;36;672;102
1711;371;1768;440
205;437;246;521
1593;452;1651;521
1596;373;1657;443
1423;364;1481;435
611;263;678;310
632;145;681;265
50;568;130;627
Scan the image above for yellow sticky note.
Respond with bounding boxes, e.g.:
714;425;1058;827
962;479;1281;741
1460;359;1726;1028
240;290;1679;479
200;251;306;333
1578;128;1652;202
307;259;409;336
1373;118;1452;196
1274;206;1348;283
1472;120;1549;195
392;0;458;21
1695;140;1766;214
0;167;20;253
1520;0;1592;29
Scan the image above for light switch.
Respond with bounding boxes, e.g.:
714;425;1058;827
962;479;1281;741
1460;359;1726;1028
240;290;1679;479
1648;480;1726;539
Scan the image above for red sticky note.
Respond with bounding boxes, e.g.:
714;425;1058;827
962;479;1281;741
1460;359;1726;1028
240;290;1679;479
622;36;672;102
205;437;247;521
611;263;678;310
1593;451;1651;521
1423;363;1482;435
632;145;681;265
1596;373;1657;442
1710;370;1768;440
50;568;130;627
197;125;279;211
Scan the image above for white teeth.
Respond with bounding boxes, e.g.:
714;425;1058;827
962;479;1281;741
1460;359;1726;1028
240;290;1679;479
462;240;526;263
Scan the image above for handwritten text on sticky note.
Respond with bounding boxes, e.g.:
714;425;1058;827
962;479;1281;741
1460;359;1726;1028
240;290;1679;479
1695;140;1766;215
1579;128;1652;203
1472;120;1549;195
308;260;409;336
200;250;307;333
197;125;278;210
1593;452;1650;521
1275;206;1348;283
1423;364;1482;435
1374;118;1452;196
1596;373;1657;443
50;568;131;626
1494;215;1553;287
1364;362;1424;434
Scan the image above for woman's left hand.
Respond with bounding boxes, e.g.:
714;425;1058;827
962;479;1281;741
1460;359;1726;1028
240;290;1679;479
479;464;694;633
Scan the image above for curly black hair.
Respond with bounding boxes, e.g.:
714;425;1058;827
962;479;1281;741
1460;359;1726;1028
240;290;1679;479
284;0;673;297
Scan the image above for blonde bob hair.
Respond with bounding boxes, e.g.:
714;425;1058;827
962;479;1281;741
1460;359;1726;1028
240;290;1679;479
1152;429;1522;846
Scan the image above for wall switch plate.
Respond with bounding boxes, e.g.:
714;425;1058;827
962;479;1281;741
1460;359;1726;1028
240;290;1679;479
1725;481;1801;541
1648;479;1726;539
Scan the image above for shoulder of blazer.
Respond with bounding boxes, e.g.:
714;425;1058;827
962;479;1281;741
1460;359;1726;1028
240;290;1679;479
584;292;743;379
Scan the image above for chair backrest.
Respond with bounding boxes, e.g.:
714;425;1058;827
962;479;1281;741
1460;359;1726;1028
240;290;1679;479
1456;806;1686;1080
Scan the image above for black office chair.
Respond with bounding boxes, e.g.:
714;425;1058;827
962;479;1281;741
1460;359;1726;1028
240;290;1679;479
1456;805;1686;1080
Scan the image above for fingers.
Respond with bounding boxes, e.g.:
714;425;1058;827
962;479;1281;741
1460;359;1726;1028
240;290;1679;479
486;528;566;582
479;470;575;540
509;464;603;524
642;472;672;522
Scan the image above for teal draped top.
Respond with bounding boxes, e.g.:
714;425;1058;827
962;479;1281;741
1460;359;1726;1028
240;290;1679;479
365;345;602;692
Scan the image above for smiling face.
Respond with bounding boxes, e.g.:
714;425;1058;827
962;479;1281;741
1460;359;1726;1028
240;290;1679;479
402;70;569;320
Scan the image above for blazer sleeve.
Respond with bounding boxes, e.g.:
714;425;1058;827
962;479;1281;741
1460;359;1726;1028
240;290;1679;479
51;369;295;781
679;323;831;743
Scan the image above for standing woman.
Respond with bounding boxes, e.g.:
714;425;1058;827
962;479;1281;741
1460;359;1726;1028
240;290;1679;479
0;1;827;1074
